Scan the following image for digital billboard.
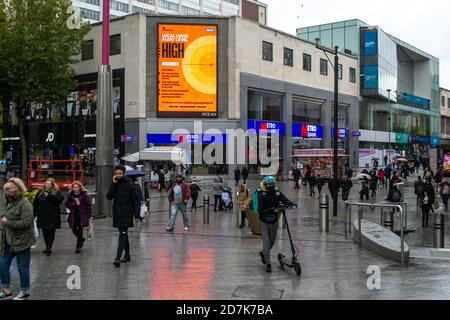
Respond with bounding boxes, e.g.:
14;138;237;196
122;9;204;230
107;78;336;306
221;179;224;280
364;31;378;56
157;24;218;118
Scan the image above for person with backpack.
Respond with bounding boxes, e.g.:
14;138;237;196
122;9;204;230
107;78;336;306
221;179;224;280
369;170;379;197
257;176;294;273
340;175;353;207
414;176;425;206
439;179;450;212
189;179;201;213
236;184;250;229
386;172;402;201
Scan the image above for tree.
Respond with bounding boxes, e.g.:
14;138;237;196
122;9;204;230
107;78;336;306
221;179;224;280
0;0;90;182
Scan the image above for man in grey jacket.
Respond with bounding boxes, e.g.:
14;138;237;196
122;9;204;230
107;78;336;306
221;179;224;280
213;177;224;212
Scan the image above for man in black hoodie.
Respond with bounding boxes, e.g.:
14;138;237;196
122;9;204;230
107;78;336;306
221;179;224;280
107;165;140;268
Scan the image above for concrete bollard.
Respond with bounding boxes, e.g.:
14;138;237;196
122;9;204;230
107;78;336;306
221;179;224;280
319;193;329;232
433;213;445;248
203;195;210;225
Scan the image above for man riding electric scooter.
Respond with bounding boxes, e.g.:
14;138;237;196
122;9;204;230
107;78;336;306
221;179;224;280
257;176;294;273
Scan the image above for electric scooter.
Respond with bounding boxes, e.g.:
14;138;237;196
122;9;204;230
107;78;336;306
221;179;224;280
277;203;302;277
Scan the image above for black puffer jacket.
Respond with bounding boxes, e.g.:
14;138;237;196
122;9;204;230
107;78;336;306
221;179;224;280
34;190;64;230
107;176;140;229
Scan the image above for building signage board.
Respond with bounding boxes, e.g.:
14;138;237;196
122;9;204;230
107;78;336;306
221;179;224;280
248;120;286;136
157;24;218;118
430;136;440;148
395;133;409;144
331;128;348;139
364;65;378;89
146;133;226;145
292;123;323;139
364;31;378;56
402;93;430;110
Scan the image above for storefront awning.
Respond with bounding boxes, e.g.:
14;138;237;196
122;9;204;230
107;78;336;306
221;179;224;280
122;147;186;163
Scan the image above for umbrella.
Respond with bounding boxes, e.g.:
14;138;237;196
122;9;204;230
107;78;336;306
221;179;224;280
390;153;401;158
371;157;380;160
125;165;145;177
395;158;408;162
356;173;371;180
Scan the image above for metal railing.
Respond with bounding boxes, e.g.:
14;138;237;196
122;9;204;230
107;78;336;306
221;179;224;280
345;201;407;265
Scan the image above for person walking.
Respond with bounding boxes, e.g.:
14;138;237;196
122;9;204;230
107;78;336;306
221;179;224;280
420;190;434;227
241;167;249;185
384;164;392;187
384;155;388;167
308;173;317;197
107;165;140;268
234;167;241;187
65;181;92;253
257;176;294;273
292;167;302;189
166;173;191;232
213;177;224;212
369;170;379;198
340;175;353;207
328;178;339;202
360;177;370;201
414;176;425;207
377;169;385;189
386;171;402;201
158;169;166;192
0;178;34;300
130;176;145;223
316;175;325;195
34;178;64;256
236;184;250;229
189;179;201;213
439;179;450;212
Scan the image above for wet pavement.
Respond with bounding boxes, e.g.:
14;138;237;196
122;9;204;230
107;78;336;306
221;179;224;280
16;172;450;299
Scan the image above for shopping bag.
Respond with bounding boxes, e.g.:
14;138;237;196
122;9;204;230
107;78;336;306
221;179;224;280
140;203;148;218
10;258;19;280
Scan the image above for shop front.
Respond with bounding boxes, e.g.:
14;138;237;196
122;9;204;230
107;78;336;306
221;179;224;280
291;149;348;179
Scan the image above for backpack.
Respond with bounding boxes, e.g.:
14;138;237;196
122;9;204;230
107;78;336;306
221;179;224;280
391;189;402;202
252;189;260;215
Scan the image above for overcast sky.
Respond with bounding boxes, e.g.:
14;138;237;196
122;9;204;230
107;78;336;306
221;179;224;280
259;0;450;89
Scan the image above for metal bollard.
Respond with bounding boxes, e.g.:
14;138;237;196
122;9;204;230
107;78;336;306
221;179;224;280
319;193;329;232
382;209;394;231
433;213;445;248
203;195;210;225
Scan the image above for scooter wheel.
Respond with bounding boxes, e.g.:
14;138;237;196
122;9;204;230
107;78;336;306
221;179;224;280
294;263;301;276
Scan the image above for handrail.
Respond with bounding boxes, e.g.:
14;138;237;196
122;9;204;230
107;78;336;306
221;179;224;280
345;201;406;266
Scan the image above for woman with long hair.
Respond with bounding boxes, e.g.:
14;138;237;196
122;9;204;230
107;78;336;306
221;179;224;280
0;178;34;300
65;181;92;253
34;178;64;256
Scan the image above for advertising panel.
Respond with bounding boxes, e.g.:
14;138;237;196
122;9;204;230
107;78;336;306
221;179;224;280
444;154;450;174
247;120;286;136
364;65;378;89
157;24;218;118
364;31;378;56
292;123;324;139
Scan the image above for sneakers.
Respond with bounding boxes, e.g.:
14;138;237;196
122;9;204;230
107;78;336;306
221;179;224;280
259;251;266;265
13;291;30;300
0;289;12;300
266;263;272;273
184;227;189;232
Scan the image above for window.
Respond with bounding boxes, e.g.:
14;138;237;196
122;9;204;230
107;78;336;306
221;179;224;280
204;0;221;11
81;40;94;61
136;0;155;4
79;8;100;21
349;67;356;83
248;90;283;121
262;41;273;62
110;0;129;13
110;34;121;56
338;64;343;80
159;0;179;11
132;6;154;14
448;98;450;109
320;59;328;75
443;96;446;107
224;0;239;4
284;48;293;67
293;100;321;124
181;6;200;14
303;53;311;72
77;0;100;5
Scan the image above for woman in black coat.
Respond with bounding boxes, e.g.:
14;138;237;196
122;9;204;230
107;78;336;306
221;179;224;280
34;178;64;256
107;165;140;267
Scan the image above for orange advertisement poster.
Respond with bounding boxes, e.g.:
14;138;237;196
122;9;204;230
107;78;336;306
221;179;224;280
157;24;218;118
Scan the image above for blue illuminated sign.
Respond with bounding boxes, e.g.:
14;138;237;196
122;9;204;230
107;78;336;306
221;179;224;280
292;123;324;139
247;120;286;136
402;93;430;110
364;65;378;89
364;31;378;56
331;128;348;139
431;136;440;147
146;134;226;145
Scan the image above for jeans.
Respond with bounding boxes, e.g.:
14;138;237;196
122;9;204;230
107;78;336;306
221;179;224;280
72;211;84;248
0;245;31;291
167;203;189;229
261;221;278;264
116;227;129;260
416;195;422;206
442;194;450;211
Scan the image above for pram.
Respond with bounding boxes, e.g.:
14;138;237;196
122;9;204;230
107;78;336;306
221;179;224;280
221;186;234;211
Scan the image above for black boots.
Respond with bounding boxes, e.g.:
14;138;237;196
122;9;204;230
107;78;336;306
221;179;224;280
120;254;131;263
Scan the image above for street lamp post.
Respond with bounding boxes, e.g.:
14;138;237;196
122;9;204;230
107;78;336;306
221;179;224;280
95;0;113;218
387;89;392;154
316;40;339;217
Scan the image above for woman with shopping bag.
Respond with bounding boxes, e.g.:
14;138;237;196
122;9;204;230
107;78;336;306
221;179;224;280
0;178;34;300
65;181;92;253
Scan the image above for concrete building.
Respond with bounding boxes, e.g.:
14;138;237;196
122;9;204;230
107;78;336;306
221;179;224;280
0;13;359;179
298;20;440;168
440;87;450;157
